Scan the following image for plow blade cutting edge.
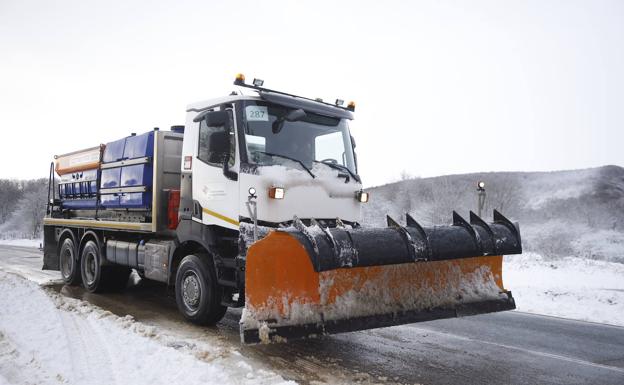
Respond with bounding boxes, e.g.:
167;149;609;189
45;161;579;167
240;210;521;344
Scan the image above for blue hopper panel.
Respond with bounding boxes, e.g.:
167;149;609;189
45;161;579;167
100;131;154;210
102;137;126;163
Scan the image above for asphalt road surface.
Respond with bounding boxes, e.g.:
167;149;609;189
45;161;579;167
1;244;623;385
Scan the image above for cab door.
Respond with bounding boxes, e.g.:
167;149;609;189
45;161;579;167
192;106;240;230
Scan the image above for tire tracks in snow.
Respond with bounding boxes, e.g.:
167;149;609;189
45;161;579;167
0;270;294;385
58;312;117;385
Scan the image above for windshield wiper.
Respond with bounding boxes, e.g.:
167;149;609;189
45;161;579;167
257;151;315;178
313;160;361;183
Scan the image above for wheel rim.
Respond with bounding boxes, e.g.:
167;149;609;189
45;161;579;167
181;271;202;312
60;246;74;279
84;251;97;285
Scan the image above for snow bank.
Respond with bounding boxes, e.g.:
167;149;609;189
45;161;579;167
0;238;42;248
0;271;294;385
504;253;624;326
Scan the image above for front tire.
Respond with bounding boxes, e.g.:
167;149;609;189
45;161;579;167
175;254;227;325
59;237;81;286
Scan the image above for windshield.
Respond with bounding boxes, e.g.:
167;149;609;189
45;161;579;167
240;101;357;175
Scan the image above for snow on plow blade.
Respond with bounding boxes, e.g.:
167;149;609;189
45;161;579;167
241;210;521;344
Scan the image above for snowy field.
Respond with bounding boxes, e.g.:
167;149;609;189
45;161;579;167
504;253;624;327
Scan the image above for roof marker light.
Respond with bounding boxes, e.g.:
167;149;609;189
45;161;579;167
235;73;246;85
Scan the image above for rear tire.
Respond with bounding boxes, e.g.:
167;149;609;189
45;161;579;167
59;237;81;286
81;240;104;292
175;254;227;325
80;240;132;293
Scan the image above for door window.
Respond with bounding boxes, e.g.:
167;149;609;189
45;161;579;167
198;110;236;167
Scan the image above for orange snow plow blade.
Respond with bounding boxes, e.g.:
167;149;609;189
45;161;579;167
241;224;517;344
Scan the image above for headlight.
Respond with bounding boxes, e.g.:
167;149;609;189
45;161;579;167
356;190;369;203
269;187;285;199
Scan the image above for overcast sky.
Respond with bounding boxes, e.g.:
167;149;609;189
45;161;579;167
1;0;622;187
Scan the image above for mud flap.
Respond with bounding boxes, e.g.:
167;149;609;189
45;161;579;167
241;229;516;344
42;224;59;271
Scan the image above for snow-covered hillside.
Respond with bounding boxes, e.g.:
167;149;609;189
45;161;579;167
363;165;624;263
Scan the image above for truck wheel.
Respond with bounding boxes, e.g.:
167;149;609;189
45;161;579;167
175;254;227;325
59;237;81;285
80;240;105;292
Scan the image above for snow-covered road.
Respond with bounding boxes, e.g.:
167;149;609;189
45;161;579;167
1;245;624;385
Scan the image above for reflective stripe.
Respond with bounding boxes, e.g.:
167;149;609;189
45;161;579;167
202;208;239;226
43;218;152;231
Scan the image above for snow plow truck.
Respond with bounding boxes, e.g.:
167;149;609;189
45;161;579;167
43;74;522;343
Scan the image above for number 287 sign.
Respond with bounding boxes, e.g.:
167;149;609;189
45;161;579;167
245;106;268;121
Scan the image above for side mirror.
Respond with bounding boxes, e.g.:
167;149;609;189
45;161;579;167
208;131;229;155
208;130;238;181
205;110;229;127
193;110;229;127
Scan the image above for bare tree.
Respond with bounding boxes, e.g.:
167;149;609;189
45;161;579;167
0;179;22;224
425;176;468;225
22;187;48;238
399;170;413;181
482;175;524;217
1;179;48;238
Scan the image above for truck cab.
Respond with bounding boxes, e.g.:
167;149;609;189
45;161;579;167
180;85;364;232
172;77;367;314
